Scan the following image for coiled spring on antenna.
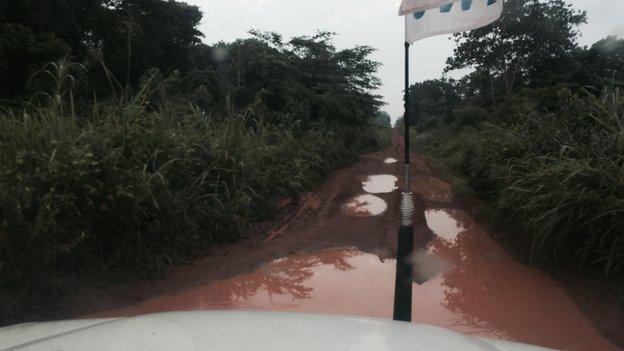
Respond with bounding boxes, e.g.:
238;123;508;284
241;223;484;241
400;192;415;226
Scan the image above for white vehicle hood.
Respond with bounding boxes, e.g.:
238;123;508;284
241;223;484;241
0;311;555;351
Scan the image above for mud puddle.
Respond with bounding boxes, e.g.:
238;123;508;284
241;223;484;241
343;194;387;217
95;208;618;350
361;174;398;194
418;208;618;350
424;209;464;241
384;158;398;164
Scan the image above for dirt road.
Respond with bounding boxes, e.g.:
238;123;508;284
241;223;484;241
63;133;621;350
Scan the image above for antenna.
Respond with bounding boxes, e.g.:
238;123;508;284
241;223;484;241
393;41;415;322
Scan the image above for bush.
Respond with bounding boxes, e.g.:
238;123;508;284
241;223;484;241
499;88;624;273
0;60;389;325
414;87;624;275
452;105;488;127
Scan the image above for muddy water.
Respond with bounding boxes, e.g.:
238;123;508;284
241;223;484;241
343;194;387;217
361;174;398;194
384;158;398;164
96;209;618;351
424;209;464;241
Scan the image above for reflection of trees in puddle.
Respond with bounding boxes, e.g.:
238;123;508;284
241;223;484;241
411;247;453;285
101;249;364;317
425;209;615;350
424;209;527;338
414;208;466;285
224;249;360;304
434;228;506;337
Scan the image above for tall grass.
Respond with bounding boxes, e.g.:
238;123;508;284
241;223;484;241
414;87;624;275
500;87;624;274
0;61;389;325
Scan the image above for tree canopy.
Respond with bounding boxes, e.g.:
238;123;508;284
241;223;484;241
0;1;383;129
446;0;587;94
0;0;205;98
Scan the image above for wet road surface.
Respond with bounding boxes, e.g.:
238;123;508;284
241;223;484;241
75;133;620;351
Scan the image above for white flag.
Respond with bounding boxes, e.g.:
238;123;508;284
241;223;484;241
405;0;503;43
398;0;461;15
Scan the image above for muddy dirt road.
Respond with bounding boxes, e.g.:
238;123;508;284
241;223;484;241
64;133;620;351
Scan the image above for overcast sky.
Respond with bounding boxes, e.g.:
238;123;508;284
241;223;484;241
184;0;624;119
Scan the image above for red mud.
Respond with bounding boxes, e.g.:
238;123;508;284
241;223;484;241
412;177;454;203
62;133;622;351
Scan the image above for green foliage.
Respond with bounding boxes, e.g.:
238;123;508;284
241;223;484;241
447;0;587;94
375;111;391;127
408;78;459;125
0;61;388;325
0;0;205;97
0;0;389;324
205;31;383;126
0;23;69;99
498;88;624;273
414;87;624;275
568;36;624;88
411;0;623;276
451;105;488;128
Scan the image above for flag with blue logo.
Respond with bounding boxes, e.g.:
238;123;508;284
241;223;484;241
398;0;461;15
404;0;503;43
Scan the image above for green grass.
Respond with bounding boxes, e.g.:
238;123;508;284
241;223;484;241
0;64;390;326
413;87;624;276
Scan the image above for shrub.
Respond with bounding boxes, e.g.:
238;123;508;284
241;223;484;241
414;87;624;275
0;63;389;325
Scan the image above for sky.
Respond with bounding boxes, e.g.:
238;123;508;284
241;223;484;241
184;0;624;119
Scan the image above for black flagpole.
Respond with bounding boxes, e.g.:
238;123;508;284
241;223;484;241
393;41;415;322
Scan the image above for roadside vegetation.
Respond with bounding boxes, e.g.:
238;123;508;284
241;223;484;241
409;0;624;275
0;1;389;324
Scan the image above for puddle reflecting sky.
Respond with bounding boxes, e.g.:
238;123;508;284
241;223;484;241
383;158;398;164
95;210;619;351
361;175;398;194
425;209;464;242
343;195;387;217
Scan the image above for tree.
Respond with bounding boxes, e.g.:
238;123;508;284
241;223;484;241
0;0;105;54
0;0;205;100
446;0;587;94
375;111;391;127
218;30;382;126
408;78;459;124
95;0;204;89
0;23;69;99
570;36;624;87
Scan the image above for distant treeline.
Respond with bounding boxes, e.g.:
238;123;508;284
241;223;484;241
410;0;624;275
